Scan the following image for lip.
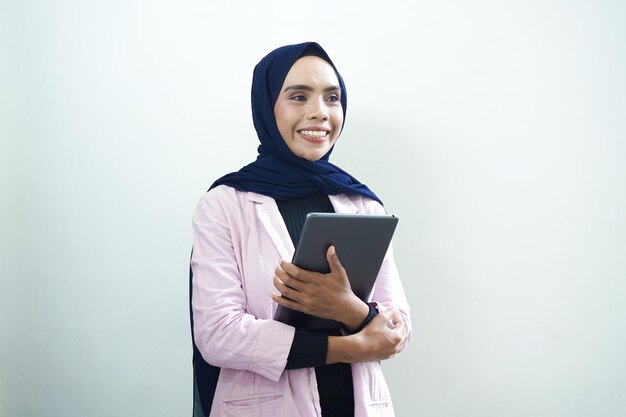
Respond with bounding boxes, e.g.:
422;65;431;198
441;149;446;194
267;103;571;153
296;127;331;143
297;131;328;143
298;126;330;132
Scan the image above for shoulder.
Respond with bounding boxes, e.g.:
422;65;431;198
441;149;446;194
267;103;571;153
193;185;251;220
193;185;277;220
346;194;387;215
196;185;250;209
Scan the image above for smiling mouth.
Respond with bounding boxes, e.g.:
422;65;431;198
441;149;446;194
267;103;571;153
298;130;329;139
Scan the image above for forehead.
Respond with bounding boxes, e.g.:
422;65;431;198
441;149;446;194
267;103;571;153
282;56;340;88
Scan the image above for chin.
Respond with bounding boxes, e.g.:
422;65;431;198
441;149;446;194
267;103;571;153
300;150;329;161
300;154;318;161
286;138;334;161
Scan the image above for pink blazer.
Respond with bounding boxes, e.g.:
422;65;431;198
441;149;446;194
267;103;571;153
191;185;411;417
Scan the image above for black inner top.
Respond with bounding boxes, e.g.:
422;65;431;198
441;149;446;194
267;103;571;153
277;192;355;417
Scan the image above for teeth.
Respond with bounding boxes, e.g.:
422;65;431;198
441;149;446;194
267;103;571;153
300;130;327;138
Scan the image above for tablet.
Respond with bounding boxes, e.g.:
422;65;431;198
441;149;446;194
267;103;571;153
274;212;399;330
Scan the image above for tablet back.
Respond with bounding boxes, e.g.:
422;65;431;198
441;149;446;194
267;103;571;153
274;213;398;330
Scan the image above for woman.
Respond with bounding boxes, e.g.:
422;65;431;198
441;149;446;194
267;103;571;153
190;42;411;417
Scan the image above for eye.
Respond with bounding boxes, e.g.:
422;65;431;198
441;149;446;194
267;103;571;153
290;94;307;102
327;94;340;103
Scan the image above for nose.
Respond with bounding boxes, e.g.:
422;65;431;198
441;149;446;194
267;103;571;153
306;97;329;121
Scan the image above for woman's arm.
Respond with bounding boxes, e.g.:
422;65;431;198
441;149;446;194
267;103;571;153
286;306;405;368
271;245;411;351
271;245;370;331
327;307;406;364
191;190;295;382
272;243;410;365
272;199;412;360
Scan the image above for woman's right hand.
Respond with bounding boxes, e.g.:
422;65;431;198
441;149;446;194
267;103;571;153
326;307;407;364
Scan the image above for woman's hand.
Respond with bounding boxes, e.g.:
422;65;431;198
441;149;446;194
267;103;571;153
352;307;406;361
271;245;369;330
327;307;406;364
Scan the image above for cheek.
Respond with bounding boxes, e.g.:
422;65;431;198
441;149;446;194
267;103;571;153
276;118;291;140
331;111;344;138
274;108;291;139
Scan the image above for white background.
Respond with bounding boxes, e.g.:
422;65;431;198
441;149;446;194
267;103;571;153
1;1;625;416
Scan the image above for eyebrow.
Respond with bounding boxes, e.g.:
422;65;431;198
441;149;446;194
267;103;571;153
282;84;341;93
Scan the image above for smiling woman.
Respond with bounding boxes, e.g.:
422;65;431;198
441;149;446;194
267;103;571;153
189;42;411;417
274;56;344;161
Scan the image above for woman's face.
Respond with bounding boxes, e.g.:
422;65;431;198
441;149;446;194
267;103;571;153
274;56;343;161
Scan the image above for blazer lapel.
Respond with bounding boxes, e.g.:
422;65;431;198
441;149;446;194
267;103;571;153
247;192;360;260
329;194;359;214
248;192;295;260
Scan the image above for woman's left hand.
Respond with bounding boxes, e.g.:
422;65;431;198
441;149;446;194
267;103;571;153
271;245;369;331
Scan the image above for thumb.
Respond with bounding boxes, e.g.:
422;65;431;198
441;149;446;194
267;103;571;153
380;307;402;321
386;309;405;330
326;245;346;276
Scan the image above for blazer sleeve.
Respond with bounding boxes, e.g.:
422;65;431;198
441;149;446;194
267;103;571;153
191;190;295;382
366;201;412;351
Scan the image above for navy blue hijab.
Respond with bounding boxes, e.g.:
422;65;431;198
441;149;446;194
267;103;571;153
209;42;382;205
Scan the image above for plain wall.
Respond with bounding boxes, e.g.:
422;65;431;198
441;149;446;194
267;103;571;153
1;1;625;416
